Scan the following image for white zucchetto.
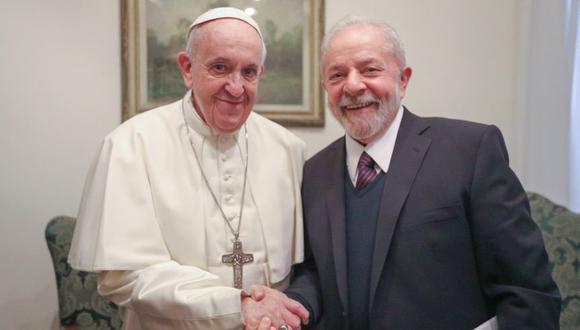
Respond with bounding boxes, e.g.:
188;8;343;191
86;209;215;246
188;7;263;40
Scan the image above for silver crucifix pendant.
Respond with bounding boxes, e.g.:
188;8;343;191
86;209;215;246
221;238;253;289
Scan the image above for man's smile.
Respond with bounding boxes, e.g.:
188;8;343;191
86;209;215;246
342;101;378;111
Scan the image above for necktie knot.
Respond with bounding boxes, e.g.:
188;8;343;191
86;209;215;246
358;152;374;168
356;152;379;189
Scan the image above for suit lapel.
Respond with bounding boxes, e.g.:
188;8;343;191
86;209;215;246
323;138;349;312
369;109;431;309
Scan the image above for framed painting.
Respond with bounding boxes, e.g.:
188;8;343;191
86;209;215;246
121;0;325;126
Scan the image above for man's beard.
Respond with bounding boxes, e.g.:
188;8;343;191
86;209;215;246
330;87;401;141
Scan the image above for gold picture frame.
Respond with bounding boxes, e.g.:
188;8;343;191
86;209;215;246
121;0;325;126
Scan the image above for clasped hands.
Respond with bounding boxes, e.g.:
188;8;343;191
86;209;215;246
242;285;309;330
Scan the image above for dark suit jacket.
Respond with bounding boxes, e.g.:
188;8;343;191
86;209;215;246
286;109;560;329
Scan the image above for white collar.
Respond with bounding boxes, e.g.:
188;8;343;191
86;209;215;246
345;106;404;183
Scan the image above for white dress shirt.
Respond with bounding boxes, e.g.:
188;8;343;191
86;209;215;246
345;106;404;185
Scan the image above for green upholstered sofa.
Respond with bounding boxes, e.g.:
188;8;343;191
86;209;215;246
46;193;579;329
527;192;580;329
46;216;122;330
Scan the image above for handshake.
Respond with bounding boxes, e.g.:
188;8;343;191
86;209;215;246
242;285;310;330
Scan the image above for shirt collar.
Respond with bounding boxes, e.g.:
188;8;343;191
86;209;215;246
345;106;404;182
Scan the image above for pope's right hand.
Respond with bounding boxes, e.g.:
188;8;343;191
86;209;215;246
242;285;309;330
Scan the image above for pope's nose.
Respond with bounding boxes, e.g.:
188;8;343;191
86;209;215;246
225;73;244;98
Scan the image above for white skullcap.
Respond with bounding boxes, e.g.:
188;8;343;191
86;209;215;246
187;7;263;40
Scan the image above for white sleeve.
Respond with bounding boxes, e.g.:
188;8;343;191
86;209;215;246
69;129;170;271
98;261;244;330
69;122;245;328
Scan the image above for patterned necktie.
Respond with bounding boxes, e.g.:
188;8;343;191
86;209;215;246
355;152;379;189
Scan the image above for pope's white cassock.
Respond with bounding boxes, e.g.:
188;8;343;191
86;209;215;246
69;91;306;329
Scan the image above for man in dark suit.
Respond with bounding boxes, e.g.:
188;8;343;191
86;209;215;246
249;16;560;330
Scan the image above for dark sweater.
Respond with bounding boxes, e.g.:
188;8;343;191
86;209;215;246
344;170;386;329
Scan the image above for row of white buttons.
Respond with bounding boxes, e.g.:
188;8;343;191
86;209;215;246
217;135;243;223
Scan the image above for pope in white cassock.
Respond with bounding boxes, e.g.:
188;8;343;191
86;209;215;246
68;7;308;330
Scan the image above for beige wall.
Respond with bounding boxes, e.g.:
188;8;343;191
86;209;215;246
297;0;527;176
0;1;121;329
0;0;553;329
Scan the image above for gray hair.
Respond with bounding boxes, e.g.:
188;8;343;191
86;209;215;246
321;16;406;71
186;23;267;65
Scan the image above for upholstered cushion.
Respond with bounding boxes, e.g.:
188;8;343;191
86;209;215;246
46;216;122;329
528;192;580;329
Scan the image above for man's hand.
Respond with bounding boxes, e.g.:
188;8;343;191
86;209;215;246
242;285;309;330
242;295;276;330
242;297;277;330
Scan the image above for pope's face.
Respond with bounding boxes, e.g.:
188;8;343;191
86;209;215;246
322;24;411;144
178;19;264;135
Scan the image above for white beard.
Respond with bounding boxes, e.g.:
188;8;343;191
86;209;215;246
330;85;401;141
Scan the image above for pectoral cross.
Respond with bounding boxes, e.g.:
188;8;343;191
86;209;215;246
222;239;253;289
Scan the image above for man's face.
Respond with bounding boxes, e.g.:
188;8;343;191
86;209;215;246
322;24;411;144
178;19;263;135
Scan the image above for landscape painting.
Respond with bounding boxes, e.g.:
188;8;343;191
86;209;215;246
122;0;324;126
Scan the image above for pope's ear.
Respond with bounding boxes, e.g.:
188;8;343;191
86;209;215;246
259;65;265;79
177;52;193;89
321;78;328;91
